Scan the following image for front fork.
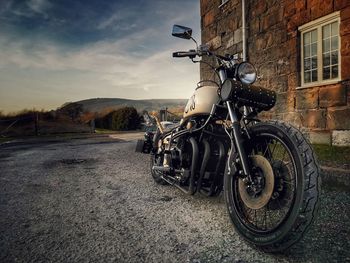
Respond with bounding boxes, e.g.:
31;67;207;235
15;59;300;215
226;101;253;182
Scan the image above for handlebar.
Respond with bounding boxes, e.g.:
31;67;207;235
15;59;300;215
172;50;231;62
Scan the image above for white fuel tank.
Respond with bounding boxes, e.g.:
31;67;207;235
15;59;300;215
183;85;220;119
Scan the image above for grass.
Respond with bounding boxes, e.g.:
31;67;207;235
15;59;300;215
95;128;117;134
312;144;350;167
95;128;143;134
0;137;13;143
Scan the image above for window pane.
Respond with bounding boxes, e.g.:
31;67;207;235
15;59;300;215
304;46;310;57
323;66;330;80
332;65;338;78
305;71;311;83
304;58;311;70
323;53;330;66
331;51;338;65
323;24;330;38
311;43;317;56
311;30;317;43
323;39;330;53
312;70;318;82
312;56;317;69
331;22;338;36
331;36;338;51
304;32;311;45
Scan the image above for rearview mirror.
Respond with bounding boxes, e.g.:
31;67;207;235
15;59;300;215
172;25;192;40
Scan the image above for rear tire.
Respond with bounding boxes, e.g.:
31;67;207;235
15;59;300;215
224;121;321;252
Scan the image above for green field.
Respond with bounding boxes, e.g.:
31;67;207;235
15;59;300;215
313;144;350;167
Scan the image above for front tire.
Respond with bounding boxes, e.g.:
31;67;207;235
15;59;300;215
224;121;321;252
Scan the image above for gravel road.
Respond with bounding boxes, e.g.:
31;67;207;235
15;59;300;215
0;136;349;263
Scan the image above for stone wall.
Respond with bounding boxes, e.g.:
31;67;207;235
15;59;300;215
200;0;350;145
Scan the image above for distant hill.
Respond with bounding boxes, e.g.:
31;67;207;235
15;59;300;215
60;98;187;114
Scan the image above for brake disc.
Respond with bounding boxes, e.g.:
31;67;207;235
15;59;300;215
238;155;275;210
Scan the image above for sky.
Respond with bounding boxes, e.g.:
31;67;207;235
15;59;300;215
0;0;200;113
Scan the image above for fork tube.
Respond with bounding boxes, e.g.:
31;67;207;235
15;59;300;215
226;101;251;178
218;69;227;84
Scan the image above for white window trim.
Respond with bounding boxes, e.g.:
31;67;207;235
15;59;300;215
298;11;341;89
219;0;229;8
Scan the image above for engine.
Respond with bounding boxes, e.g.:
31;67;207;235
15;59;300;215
157;132;227;196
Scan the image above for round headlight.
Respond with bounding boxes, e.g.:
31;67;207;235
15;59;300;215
237;62;257;85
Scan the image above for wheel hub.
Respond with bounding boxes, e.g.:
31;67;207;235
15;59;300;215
238;155;275;210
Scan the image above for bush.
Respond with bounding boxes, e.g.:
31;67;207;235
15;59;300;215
96;107;140;131
57;103;83;122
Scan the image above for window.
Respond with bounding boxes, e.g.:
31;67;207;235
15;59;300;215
299;12;341;87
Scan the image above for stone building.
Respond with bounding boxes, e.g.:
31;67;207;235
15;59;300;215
200;0;350;146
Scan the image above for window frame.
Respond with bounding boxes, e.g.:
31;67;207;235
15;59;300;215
298;12;341;89
219;0;229;8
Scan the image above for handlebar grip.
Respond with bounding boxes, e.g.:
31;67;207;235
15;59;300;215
173;51;190;58
172;52;185;57
172;51;198;58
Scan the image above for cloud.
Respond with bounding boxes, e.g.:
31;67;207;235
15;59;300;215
27;0;51;16
96;9;137;31
0;26;199;100
0;0;52;20
0;1;13;15
0;0;201;112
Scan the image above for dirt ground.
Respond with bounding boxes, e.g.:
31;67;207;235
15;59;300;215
0;135;349;263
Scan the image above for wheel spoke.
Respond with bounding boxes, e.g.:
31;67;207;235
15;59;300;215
263;139;270;156
270;140;278;156
279;148;287;165
283;180;294;186
284;178;295;182
254;209;257;226
234;133;298;233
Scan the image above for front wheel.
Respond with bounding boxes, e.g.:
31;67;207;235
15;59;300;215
224;121;321;252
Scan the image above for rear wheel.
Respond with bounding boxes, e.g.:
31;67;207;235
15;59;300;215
224;121;321;252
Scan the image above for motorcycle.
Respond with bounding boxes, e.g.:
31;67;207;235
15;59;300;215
136;25;321;252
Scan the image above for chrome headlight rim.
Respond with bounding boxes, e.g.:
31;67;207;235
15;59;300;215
237;62;257;85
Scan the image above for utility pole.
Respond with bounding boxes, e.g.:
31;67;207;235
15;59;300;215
34;112;39;136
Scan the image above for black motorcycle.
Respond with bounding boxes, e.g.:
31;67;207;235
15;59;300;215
136;25;321;252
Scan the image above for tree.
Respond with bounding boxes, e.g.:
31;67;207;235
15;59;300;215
96;106;140;131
